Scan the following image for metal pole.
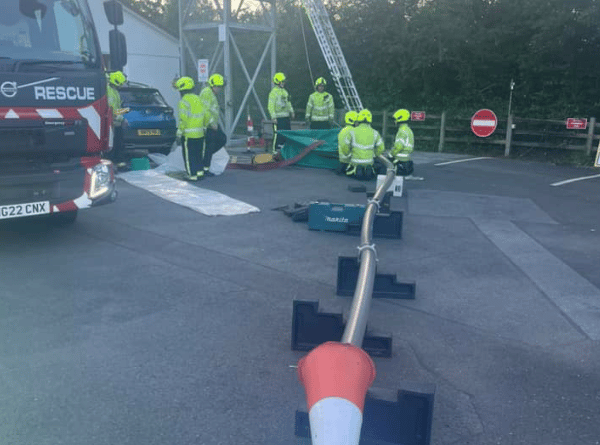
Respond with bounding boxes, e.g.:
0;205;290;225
438;111;446;152
178;0;185;76
223;0;232;137
586;117;596;156
507;79;515;121
341;156;395;347
271;0;277;82
504;114;513;157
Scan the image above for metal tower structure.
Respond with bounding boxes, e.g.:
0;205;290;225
178;0;277;141
301;0;363;111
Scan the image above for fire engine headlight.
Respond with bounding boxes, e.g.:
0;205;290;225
89;162;112;199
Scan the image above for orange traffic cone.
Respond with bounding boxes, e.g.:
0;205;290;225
298;341;376;445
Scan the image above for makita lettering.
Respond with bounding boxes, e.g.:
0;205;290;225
325;216;349;223
34;86;95;101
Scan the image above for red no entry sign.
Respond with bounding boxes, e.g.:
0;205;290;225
471;109;497;137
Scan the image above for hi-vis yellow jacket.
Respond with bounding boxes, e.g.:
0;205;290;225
268;86;293;119
107;85;123;123
178;93;209;139
390;123;414;162
199;86;219;129
305;91;334;122
338;124;354;163
341;123;385;165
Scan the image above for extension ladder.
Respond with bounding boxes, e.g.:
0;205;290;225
302;0;363;111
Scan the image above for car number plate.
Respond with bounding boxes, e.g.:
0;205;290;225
138;129;161;136
0;201;50;220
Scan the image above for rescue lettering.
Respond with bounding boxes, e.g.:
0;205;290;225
34;86;95;101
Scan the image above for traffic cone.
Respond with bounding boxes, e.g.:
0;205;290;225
297;341;376;445
246;113;254;151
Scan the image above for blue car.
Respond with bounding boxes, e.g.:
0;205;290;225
119;82;177;155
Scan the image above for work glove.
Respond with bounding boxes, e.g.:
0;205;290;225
346;164;357;176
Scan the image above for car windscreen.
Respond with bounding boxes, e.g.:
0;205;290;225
120;89;169;107
0;0;100;69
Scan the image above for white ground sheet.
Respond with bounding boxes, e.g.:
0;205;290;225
118;148;260;217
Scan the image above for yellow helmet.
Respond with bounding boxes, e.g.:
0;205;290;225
315;77;327;87
174;76;195;92
273;72;286;84
109;71;127;87
357;109;372;123
209;74;224;87
393;109;410;123
345;110;359;125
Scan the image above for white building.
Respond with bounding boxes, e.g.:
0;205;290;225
88;1;181;109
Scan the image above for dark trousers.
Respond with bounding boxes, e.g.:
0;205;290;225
395;160;414;176
349;164;376;181
273;117;291;152
182;137;205;177
204;127;227;170
309;120;331;130
109;125;124;162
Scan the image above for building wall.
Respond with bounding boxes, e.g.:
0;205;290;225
89;2;181;109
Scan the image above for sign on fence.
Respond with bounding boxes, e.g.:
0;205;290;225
411;111;426;121
197;59;209;83
566;118;587;130
471;109;497;137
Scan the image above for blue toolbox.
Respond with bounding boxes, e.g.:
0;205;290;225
308;202;366;232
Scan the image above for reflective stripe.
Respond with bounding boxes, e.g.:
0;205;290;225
350;133;375;151
181;110;205;120
353;143;374;151
184;128;203;134
395;135;411;145
351;158;374;165
308;397;363;445
183;138;192;175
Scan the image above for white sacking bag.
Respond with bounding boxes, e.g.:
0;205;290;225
209;147;230;175
167;145;186;171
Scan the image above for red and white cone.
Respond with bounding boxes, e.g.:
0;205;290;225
246;114;254;149
297;341;376;445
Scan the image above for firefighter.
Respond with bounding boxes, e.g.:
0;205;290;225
107;71;127;164
337;110;358;174
388;109;414;177
199;73;227;176
341;109;385;180
305;77;335;129
268;72;294;153
174;77;209;181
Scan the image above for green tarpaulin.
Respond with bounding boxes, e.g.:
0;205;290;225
279;129;341;169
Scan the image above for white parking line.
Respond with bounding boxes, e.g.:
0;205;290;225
434;156;492;166
550;174;600;187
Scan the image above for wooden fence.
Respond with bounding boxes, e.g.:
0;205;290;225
259;110;599;159
370;111;599;157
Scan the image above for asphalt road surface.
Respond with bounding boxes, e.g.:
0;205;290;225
1;151;599;445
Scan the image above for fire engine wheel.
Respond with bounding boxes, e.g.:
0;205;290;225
52;211;78;225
